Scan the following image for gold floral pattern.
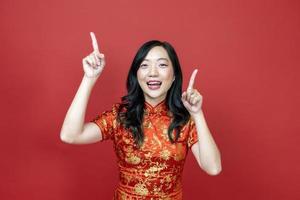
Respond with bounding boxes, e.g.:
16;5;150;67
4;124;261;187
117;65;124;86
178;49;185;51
91;100;199;200
160;149;171;161
125;153;141;165
134;183;149;196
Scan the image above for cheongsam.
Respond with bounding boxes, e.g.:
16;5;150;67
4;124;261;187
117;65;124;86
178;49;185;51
91;100;199;200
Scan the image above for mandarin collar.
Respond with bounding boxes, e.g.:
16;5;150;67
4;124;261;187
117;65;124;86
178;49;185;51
144;100;169;116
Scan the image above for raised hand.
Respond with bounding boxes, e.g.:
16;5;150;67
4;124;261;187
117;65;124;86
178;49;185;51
82;32;106;78
181;69;203;115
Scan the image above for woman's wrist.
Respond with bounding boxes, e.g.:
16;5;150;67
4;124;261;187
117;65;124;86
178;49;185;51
83;73;99;85
190;109;204;120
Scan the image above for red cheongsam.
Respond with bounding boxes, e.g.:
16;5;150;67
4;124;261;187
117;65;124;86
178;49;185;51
91;100;199;200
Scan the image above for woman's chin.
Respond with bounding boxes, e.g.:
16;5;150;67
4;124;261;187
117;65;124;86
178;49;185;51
144;93;166;102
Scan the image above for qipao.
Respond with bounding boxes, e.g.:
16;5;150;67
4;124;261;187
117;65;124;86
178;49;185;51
91;100;199;200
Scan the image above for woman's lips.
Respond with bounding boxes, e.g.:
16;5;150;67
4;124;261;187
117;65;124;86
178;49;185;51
147;81;162;90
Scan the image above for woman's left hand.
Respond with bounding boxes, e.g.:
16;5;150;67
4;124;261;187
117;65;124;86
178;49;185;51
181;69;203;116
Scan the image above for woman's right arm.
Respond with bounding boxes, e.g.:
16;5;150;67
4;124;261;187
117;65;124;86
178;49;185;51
60;32;105;145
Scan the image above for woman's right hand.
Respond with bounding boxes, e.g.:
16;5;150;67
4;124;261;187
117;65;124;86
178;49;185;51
82;32;106;78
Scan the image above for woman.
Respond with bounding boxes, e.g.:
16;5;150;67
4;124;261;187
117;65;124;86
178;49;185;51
60;32;222;199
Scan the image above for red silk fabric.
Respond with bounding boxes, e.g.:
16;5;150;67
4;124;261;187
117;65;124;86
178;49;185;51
91;100;198;199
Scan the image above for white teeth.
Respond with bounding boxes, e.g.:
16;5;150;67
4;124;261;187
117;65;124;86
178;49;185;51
147;81;162;85
147;83;161;85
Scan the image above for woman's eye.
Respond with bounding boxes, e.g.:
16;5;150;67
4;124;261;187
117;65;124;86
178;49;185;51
140;64;148;68
159;64;168;67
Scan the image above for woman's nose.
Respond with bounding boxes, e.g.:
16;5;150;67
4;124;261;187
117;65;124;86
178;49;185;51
149;65;158;77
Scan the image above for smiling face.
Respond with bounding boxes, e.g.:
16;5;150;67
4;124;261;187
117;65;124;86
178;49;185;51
137;46;175;106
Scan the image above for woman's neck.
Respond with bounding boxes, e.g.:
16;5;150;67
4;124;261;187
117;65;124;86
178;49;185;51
144;98;166;107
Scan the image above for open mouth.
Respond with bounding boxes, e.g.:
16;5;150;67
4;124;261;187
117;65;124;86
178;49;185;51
147;81;162;90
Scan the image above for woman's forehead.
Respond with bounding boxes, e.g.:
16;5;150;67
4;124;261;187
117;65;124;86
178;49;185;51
144;46;170;61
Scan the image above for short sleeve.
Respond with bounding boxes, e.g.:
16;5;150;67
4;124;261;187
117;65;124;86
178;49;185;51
187;118;199;149
90;103;119;142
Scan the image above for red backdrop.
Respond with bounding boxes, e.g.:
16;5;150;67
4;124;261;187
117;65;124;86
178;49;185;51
0;0;299;199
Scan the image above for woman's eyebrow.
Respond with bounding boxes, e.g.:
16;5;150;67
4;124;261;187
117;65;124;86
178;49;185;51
157;58;169;62
143;58;169;62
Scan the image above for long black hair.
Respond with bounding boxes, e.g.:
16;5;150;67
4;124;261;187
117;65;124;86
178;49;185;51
117;40;190;148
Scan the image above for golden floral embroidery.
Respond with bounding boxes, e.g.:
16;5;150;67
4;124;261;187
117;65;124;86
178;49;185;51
134;183;149;196
101;119;107;127
144;163;167;177
125;153;141;165
91;100;199;200
160;149;171;160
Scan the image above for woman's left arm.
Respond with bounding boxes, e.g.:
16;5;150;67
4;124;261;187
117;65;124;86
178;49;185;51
182;69;222;175
191;110;222;175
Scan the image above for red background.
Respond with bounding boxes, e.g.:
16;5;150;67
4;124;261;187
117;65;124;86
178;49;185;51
0;0;299;199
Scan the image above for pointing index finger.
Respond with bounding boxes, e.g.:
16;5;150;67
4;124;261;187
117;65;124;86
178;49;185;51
187;69;198;91
90;32;99;52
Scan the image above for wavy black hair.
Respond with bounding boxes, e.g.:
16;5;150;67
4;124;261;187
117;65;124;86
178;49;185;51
117;40;190;148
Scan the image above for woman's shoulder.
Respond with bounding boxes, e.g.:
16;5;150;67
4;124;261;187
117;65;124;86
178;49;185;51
109;103;120;114
180;116;194;130
111;102;121;109
110;102;127;114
